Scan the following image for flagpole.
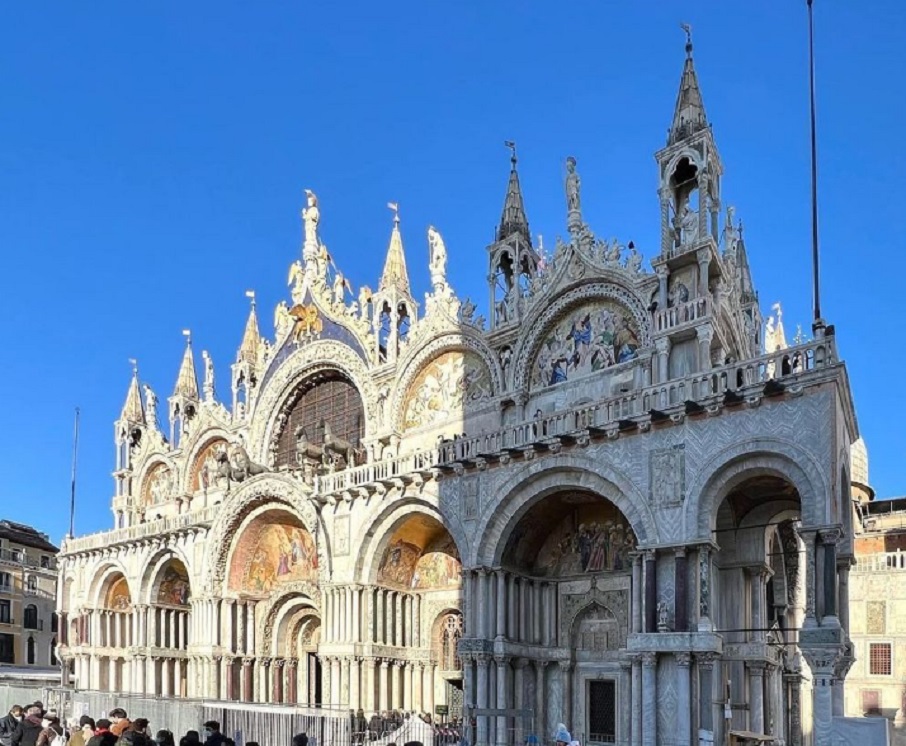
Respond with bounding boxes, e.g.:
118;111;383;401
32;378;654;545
807;0;824;332
69;407;80;538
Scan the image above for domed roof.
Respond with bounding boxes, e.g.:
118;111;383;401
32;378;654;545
851;437;869;486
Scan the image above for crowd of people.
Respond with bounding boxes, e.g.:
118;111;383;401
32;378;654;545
0;705;259;746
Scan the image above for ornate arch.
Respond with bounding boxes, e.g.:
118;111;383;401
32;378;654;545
390;332;502;433
257;584;321;657
354;495;467;587
181;429;233;493
88;563;132;609
661;148;707;184
566;596;627;651
203;474;325;593
511;281;652;393
135;454;180;507
140;547;194;606
473;454;657;568
246;340;377;464
684;438;829;540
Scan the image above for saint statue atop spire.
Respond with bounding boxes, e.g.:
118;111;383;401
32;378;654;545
302;189;320;265
565;156;582;232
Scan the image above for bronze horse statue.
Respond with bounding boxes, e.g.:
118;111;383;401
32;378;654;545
322;420;361;468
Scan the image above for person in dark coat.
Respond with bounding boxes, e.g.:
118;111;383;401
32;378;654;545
35;715;63;746
201;723;226;746
85;720;117;746
10;707;44;746
0;707;23;746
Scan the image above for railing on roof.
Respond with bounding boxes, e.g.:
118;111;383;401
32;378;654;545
62;336;838;554
854;551;906;572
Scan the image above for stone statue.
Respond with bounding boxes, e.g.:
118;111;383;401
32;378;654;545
460;297;476;323
657;601;670;631
274;300;292;338
302;189;320;250
499;346;512;380
427;225;448;287
358;285;372;319
333;271;348;305
678;201;699;245
565;156;581;214
143;384;158;426
626;244;643;273
202;350;215;401
604;239;622;265
724;205;740;254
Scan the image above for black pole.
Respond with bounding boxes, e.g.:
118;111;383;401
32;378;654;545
807;0;822;323
69;407;80;538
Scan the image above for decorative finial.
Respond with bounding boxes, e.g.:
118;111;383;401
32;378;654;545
387;201;400;226
245;289;256;307
182;328;192;346
681;23;693;57
504;140;517;167
129;358;138;376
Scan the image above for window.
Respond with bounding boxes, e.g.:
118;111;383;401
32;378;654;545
437;612;463;672
23;604;38;630
0;633;12;663
26;636;35;665
49;638;57;666
26;576;37;592
0;572;11;590
588;680;617;743
40;556;50;569
862;689;881;716
0;600;10;624
51;614;58;633
869;643;892;676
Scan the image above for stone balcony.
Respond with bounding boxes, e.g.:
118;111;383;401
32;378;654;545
653;296;711;334
61;336;841;557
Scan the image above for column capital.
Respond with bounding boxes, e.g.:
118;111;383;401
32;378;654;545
695;323;714;343
696;247;711;265
694;652;718;669
494;653;510;667
819;527;844;545
558;659;572;672
674;547;687;559
619;659;633;672
675;652;692;668
512;657;530;670
747;661;768;676
534;658;549;670
641;652;658;667
475;653;491;668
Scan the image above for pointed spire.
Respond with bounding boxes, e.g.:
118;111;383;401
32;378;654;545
173;330;199;399
668;24;708;146
497;141;531;245
120;359;145;424
238;290;261;364
379;202;412;295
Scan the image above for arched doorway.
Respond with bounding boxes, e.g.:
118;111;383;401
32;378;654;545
147;557;192;697
366;513;462;717
485;489;637;745
226;507;321;704
711;474;803;744
96;572;132;692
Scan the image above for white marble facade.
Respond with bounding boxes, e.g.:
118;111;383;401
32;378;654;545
57;39;858;746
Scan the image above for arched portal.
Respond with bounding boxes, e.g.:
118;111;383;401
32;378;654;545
146;557;192;697
362;513;463;718
94;571;132;692
228;509;318;593
711;474;803;742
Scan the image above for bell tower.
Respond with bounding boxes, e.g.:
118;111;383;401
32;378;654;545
372;203;418;364
168;330;200;447
487;142;538;329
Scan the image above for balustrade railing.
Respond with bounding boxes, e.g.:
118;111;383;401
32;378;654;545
0;548;56;571
654;296;711;332
63;337;838;554
63;504;220;554
854;551;906;572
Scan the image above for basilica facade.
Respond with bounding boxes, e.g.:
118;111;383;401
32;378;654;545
58;39;860;746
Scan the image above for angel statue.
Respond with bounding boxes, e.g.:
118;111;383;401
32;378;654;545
143;383;159;427
201;350;215;401
565;156;581;213
302;189;320;250
625;243;643;274
333;271;350;305
274;300;292;338
358;285;373;320
427;225;448;287
288;260;304;287
678;201;699;245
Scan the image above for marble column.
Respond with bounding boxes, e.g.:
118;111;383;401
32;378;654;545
749;662;765;734
341;657;351;706
287;660;297;703
696;654;716;737
425;662;436;715
821;529;842;626
838;559;851;634
241;658;253;702
800;530;818;628
496;655;509;746
364;658;376;712
534;660;547;739
393;661;404;709
620;661;632;746
641;653;657;746
382;658;395;711
507;575;517;640
698;546;714;632
513;658;528;745
559;661;572;732
350;657;361;710
403;663;412;710
413;663;424;712
632;554;643;633
676;653;692;746
675;549;688;632
476;655;490;746
631;656;642;746
696;324;713;373
331;657;341;706
477;570;489;639
655;338;670;386
644;551;657;633
496;571;507;640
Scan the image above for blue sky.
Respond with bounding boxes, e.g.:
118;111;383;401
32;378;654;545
2;2;904;543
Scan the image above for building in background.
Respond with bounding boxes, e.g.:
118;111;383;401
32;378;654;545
846;440;906;743
0;520;59;670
